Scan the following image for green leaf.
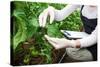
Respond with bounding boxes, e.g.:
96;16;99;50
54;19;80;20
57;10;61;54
23;55;30;64
30;46;39;56
13;16;27;50
26;18;39;39
47;23;63;38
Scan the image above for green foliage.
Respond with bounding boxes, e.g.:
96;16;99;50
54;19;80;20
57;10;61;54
11;1;82;65
47;23;63;38
59;10;82;31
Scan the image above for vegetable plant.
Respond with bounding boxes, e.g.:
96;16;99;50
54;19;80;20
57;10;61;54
11;1;82;65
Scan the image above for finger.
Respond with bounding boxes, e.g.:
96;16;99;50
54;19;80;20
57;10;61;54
48;7;54;24
44;35;61;49
48;40;57;47
44;35;55;41
39;13;43;27
46;38;58;49
47;38;61;49
42;9;48;27
44;35;51;41
45;35;59;41
44;35;59;44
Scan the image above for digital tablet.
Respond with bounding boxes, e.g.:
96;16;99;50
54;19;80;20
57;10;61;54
61;30;89;39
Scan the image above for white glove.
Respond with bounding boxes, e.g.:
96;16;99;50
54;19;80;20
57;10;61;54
39;6;55;27
44;35;76;49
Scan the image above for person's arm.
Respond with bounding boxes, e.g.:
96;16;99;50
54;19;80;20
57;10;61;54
75;26;97;48
44;26;97;49
54;5;80;21
39;5;80;27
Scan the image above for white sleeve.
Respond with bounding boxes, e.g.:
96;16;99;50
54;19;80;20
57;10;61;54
54;5;80;21
79;26;97;48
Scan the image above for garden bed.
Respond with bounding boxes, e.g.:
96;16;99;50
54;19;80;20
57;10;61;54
11;1;82;66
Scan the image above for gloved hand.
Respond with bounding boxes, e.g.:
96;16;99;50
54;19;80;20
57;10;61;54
44;35;77;49
39;6;55;27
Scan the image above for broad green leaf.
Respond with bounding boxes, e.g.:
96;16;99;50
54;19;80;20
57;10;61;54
13;16;27;50
47;23;63;38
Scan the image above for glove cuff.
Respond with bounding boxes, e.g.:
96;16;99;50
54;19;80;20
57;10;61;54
69;40;76;48
70;40;81;48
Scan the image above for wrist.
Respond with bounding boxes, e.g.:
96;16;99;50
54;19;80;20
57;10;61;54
75;40;81;48
68;40;81;48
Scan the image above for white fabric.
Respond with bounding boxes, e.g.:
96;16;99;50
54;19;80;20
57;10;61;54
82;6;97;19
54;5;97;48
66;48;93;61
80;26;97;48
54;5;97;21
54;5;80;21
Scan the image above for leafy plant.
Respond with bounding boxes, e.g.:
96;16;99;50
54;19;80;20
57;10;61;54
11;1;82;65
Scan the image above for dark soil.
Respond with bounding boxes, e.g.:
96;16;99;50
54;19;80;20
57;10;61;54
11;36;82;66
